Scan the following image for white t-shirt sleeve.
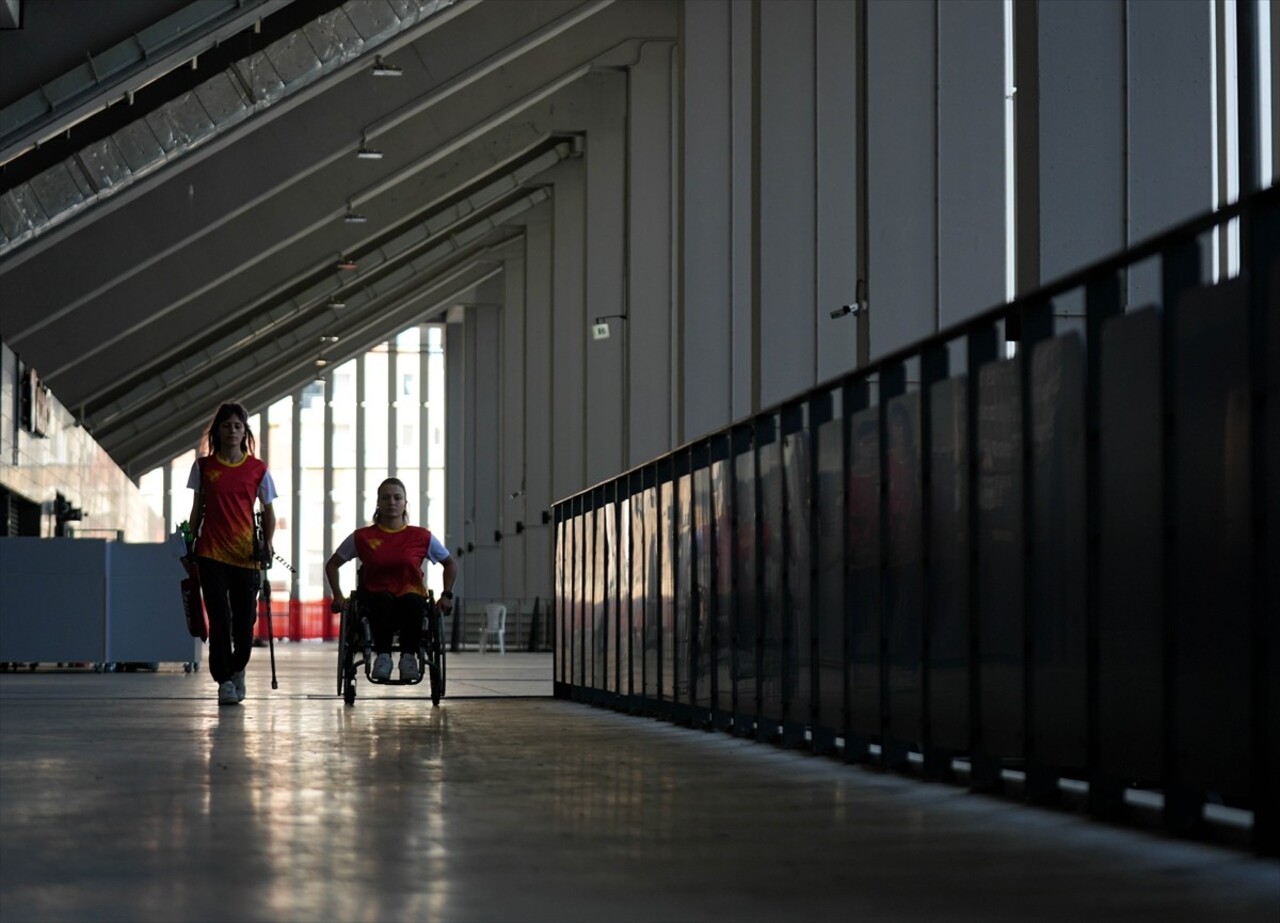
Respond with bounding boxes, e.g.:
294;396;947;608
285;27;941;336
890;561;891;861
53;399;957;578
426;533;451;566
334;533;357;563
258;467;279;505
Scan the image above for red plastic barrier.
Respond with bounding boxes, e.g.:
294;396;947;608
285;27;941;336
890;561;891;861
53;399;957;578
252;599;337;641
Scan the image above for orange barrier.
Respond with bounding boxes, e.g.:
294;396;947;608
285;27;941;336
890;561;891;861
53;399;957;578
253;599;339;642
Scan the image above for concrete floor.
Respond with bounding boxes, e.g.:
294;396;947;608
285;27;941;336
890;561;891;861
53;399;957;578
1;646;1276;923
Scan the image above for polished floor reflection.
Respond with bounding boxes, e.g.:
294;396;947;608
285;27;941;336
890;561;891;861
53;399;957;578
1;646;1276;922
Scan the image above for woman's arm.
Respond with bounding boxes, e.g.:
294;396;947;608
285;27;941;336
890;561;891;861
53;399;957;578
438;556;458;613
188;491;204;537
259;502;276;557
325;552;346;612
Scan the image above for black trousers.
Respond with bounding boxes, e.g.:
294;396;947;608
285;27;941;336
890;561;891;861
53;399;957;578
362;592;425;654
198;558;259;684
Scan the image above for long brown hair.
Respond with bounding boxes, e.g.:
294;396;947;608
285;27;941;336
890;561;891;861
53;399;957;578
202;402;256;457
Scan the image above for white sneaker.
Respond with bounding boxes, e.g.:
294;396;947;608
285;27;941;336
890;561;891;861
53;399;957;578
232;670;246;702
371;653;392;681
218;680;238;705
399;653;420;682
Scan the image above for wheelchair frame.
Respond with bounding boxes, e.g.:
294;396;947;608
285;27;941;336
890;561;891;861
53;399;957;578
336;591;446;706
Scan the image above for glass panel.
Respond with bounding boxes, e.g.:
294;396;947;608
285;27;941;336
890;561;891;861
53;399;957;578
1171;283;1251;796
643;486;660;703
598;501;615;694
692;464;713;712
711;456;733;718
977;357;1024;758
758;421;784;731
784;426;812;730
846;406;881;738
1029;335;1087;769
555;516;566;685
885;392;923;745
1098;310;1162;781
584;508;597;690
734;445;758;723
628;489;646;701
618;497;632;698
675;471;692;706
660;478;675;703
928;377;970;751
814;418;844;739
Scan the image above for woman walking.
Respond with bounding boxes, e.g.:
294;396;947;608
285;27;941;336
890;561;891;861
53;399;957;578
187;402;277;705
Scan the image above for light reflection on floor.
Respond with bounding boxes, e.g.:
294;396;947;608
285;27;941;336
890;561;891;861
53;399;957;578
1;646;1277;922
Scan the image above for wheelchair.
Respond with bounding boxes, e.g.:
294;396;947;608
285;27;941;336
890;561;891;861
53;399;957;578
336;590;446;707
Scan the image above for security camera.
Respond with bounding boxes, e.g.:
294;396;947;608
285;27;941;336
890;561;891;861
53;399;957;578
830;305;853;319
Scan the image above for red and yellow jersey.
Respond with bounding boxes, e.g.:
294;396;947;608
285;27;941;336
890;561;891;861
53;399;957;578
189;454;275;570
336;524;447;598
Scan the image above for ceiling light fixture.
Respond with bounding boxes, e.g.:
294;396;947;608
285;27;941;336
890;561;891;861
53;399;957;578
343;210;368;224
371;56;402;77
326;299;347;309
336;258;357;271
356;143;383;160
320;335;340;344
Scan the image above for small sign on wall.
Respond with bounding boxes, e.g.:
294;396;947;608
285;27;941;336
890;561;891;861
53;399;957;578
20;367;50;438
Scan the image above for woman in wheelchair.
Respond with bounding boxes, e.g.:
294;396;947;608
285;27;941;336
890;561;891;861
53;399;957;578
324;477;456;682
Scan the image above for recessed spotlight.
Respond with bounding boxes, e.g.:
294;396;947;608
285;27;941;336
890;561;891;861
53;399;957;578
371;56;402;77
343;211;368;224
326;300;347;309
356;146;383;160
336;259;357;271
320;335;340;344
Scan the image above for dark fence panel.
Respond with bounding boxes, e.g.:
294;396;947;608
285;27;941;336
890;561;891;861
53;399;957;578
693;460;714;720
977;357;1024;761
674;464;693;720
737;427;752;732
733;428;759;732
1172;280;1252;802
1097;309;1164;784
1029;335;1088;773
552;185;1280;854
617;492;633;704
846;405;881;753
885;391;923;755
642;481;660;710
711;446;733;727
928;376;969;752
783;410;812;745
814;414;845;750
659;468;676;710
758;417;785;740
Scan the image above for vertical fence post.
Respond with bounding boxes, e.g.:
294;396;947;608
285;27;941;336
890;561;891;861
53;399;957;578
1159;232;1203;837
966;323;1000;792
1085;271;1124;821
919;341;950;780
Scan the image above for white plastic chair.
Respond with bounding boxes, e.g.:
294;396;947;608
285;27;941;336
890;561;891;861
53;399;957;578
479;604;507;654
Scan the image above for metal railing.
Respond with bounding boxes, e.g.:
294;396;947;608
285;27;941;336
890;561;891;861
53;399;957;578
553;183;1279;855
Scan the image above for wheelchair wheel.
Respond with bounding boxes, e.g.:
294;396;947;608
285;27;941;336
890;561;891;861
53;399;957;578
429;652;444;706
426;611;445;705
336;603;350;696
344;680;356;706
